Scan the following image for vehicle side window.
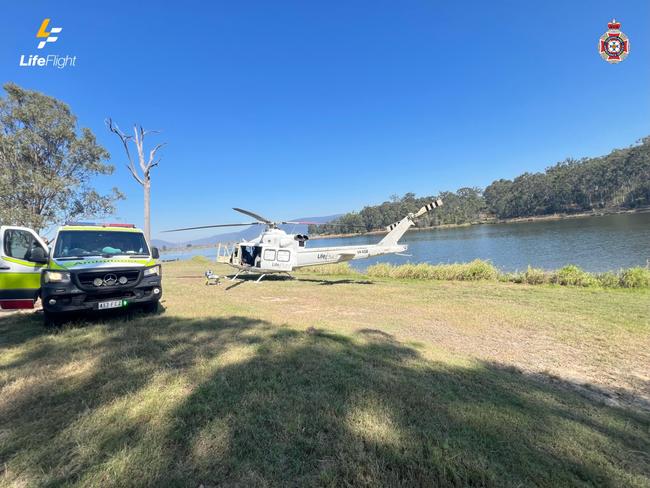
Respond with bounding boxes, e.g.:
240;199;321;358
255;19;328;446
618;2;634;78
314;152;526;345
263;249;276;261
277;250;290;262
4;229;44;262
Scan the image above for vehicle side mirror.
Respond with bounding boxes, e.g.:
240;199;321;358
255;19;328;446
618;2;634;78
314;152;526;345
29;247;48;264
151;247;160;259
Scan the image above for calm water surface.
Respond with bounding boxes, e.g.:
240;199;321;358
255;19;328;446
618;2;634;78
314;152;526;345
164;213;650;272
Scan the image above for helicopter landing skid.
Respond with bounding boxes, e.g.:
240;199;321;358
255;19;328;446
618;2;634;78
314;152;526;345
229;269;267;282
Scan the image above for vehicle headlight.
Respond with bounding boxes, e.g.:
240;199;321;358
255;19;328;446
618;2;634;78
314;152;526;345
43;270;71;283
143;265;160;277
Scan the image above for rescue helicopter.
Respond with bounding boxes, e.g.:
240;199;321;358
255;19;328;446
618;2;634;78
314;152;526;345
163;200;442;281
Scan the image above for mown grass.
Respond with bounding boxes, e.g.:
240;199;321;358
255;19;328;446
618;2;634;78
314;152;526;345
0;260;648;487
304;259;650;288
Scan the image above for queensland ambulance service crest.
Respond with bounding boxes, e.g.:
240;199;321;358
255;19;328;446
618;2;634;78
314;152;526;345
599;19;629;63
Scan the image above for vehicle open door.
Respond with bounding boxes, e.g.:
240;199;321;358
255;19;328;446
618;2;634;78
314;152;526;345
0;226;49;310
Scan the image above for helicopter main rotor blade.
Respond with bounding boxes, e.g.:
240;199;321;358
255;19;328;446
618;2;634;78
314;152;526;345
282;221;322;225
161;222;261;233
232;208;273;224
282;221;367;228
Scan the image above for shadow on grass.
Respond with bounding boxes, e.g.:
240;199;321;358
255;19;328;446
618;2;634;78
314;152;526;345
0;313;648;487
295;277;374;286
222;272;374;286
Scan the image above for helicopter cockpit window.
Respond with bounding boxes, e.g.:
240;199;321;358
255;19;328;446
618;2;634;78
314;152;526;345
277;250;290;262
263;249;276;261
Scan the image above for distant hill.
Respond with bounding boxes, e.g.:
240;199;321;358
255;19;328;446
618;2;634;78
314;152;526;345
154;214;341;248
313;136;650;235
151;238;177;248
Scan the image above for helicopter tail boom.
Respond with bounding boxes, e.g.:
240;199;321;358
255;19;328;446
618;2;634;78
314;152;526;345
378;199;442;247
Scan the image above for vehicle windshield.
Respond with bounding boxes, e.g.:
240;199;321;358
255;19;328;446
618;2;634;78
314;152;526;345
53;231;150;259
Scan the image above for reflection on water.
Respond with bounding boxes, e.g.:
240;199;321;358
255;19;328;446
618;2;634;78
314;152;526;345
162;213;650;272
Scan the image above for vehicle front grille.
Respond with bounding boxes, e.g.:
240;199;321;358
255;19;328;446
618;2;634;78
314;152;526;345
76;270;141;289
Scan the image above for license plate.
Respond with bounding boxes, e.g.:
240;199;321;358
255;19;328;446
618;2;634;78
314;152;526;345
98;300;124;310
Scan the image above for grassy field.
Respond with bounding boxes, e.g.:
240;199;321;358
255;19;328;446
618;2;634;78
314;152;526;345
1;260;649;487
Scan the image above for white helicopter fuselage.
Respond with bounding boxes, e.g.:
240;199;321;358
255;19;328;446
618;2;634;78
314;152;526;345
222;203;440;275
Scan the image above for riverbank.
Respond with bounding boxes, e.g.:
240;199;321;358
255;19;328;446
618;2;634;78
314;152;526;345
0;260;648;486
301;259;650;289
309;206;650;240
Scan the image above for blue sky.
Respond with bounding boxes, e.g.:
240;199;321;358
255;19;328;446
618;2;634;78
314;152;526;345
3;1;649;241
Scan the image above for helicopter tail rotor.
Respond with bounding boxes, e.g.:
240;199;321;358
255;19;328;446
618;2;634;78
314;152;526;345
413;199;443;219
379;199;443;247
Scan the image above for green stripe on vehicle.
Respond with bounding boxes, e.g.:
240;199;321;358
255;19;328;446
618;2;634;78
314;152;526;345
51;258;155;268
0;273;41;289
2;256;46;268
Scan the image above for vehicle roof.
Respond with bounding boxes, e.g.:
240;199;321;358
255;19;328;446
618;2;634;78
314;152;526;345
58;225;144;233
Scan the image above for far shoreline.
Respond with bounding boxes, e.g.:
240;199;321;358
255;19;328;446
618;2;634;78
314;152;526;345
308;206;650;240
158;206;650;252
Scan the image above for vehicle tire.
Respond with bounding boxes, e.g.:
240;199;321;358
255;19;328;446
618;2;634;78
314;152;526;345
141;301;159;314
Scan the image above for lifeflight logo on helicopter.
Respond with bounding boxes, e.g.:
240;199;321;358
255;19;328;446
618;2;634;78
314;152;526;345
599;19;629;64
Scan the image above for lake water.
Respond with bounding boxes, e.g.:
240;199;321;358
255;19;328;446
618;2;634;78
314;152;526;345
162;213;650;272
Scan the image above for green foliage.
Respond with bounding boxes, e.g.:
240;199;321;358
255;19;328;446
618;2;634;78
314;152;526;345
367;260;498;281
485;140;650;219
595;272;621;288
190;255;212;265
310;261;649;289
299;262;359;275
522;267;551;285
311;188;486;235
552;265;598;287
312;137;650;235
365;262;393;278
461;259;500;281
0;83;123;232
619;267;650;288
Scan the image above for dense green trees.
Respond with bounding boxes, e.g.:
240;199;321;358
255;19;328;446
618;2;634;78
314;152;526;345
312;187;486;234
485;138;650;218
0;83;123;232
312;137;650;235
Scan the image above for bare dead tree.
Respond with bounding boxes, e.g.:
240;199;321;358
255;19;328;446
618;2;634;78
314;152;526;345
106;118;165;241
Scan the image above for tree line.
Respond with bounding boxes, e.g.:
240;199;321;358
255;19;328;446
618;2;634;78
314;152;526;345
311;137;650;235
0;83;164;240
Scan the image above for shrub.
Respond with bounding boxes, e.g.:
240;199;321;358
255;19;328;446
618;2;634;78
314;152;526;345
501;272;521;283
552;265;598;287
393;263;436;280
458;259;499;281
367;260;498;281
304;258;650;289
300;262;358;276
366;263;394;278
595;272;620;288
619;267;650;288
522;267;550;285
190;255;211;265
